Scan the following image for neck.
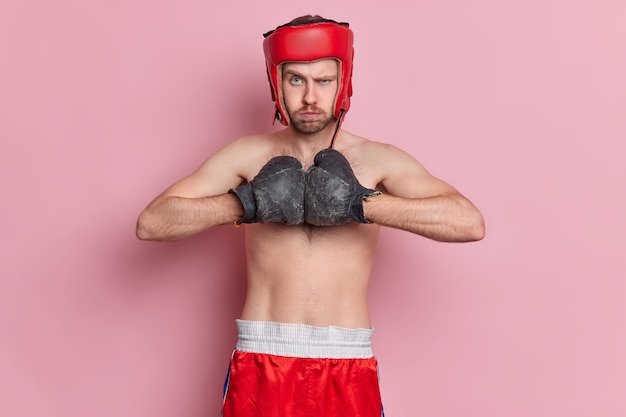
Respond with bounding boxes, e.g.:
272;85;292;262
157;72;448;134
277;123;342;167
287;119;341;150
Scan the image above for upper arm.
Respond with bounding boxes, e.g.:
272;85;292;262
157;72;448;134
154;136;257;200
370;142;459;199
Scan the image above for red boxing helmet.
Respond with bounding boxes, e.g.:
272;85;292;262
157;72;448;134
263;18;354;126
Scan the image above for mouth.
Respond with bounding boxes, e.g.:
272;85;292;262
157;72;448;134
296;107;324;122
298;112;321;122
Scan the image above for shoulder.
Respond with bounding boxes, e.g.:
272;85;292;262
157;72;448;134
222;132;279;154
337;130;450;197
213;130;301;180
154;130;293;199
202;131;284;167
338;130;417;169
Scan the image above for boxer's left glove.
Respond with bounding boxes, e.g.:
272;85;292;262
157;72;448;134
305;149;381;226
229;156;305;225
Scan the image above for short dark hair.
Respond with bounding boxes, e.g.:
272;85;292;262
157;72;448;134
265;15;347;38
289;14;326;24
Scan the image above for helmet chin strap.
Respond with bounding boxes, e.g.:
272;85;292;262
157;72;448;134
328;109;345;149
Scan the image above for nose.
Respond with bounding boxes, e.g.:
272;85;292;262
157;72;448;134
303;84;317;105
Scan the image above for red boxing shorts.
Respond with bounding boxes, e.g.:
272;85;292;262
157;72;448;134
222;319;384;417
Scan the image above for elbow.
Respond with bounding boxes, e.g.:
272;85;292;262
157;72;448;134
447;204;485;243
135;210;161;241
135;216;152;241
135;222;152;241
469;221;486;242
136;209;183;242
458;198;485;242
465;213;486;242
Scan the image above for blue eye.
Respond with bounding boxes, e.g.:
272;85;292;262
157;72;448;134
290;77;302;84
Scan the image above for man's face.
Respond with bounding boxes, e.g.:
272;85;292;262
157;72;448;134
281;59;339;134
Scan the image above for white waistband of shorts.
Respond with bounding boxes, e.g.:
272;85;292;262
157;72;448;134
235;319;374;359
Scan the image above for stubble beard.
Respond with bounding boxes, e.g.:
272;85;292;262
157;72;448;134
286;106;335;135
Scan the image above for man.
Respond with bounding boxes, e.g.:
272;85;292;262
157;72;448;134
136;15;484;417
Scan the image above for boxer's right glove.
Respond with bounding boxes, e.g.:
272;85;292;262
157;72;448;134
229;156;305;225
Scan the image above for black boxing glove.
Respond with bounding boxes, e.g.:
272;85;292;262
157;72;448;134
305;148;382;226
229;156;305;225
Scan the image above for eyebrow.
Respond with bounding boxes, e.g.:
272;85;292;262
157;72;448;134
283;69;337;80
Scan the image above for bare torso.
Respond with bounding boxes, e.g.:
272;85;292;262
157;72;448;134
241;221;380;328
236;130;384;329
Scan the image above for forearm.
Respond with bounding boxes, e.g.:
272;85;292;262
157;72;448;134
363;193;485;242
136;193;243;241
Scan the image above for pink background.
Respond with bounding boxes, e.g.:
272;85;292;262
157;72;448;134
2;0;625;416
